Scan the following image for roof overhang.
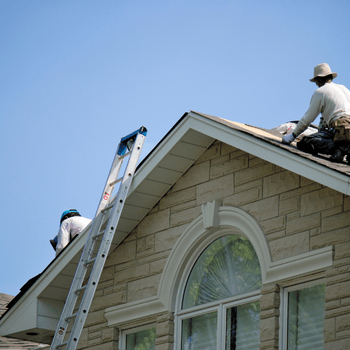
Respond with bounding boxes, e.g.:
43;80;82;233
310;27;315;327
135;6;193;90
1;111;349;343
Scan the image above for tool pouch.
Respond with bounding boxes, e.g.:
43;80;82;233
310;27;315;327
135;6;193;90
334;117;350;141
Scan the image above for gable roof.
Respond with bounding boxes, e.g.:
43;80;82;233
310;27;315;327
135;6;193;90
1;111;349;343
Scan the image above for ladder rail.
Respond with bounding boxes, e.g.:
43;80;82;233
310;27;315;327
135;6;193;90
50;128;146;350
95;157;123;215
64;137;145;348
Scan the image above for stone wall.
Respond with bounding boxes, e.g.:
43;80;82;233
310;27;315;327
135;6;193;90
80;141;350;350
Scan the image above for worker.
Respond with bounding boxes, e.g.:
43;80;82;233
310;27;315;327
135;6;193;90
282;63;350;161
55;209;91;256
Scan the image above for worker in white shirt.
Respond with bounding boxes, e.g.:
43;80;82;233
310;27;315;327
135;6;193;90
282;63;350;162
55;209;91;256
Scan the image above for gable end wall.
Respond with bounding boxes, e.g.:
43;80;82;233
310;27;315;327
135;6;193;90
78;141;350;350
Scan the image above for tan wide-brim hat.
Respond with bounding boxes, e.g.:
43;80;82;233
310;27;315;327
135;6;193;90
310;63;337;82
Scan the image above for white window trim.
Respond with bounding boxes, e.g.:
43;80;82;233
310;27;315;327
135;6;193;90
221;295;261;350
279;279;325;350
177;304;220;350
177;289;260;317
119;323;157;350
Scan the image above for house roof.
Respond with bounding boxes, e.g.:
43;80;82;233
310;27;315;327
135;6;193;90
1;111;349;343
209;114;350;176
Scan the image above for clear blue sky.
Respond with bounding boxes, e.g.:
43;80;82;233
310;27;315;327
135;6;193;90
1;0;349;296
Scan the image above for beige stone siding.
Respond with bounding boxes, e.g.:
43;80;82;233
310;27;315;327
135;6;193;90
80;141;350;350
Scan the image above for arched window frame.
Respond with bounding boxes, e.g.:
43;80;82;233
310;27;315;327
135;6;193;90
158;205;271;315
174;228;262;350
158;204;331;314
173;226;263;312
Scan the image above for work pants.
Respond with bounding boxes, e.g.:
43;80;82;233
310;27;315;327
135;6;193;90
296;129;336;156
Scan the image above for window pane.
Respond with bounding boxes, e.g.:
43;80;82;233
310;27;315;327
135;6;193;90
226;301;260;350
126;327;156;350
181;311;217;350
287;284;325;350
183;236;262;309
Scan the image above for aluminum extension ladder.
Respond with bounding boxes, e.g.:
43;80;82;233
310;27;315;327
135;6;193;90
50;127;147;350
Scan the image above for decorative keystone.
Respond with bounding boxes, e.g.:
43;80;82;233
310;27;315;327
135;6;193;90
201;200;221;229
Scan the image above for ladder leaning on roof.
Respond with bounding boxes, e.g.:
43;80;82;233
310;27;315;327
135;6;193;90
50;127;147;350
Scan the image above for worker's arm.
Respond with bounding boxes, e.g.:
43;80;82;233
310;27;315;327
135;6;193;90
293;91;324;137
282;91;323;145
55;223;70;257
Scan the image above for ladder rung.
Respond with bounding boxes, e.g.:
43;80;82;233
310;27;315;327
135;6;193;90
109;177;122;187
92;230;105;240
119;150;131;159
101;203;114;213
75;285;87;294
65;313;78;321
56;341;68;349
84;257;97;266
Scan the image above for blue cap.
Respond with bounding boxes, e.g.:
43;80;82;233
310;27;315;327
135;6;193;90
60;209;80;225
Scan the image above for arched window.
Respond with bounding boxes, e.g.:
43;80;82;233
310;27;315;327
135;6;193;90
178;235;262;350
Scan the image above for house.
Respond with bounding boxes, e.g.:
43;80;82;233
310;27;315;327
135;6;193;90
1;111;350;350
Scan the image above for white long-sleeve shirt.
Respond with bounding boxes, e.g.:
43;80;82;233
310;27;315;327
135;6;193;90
56;216;92;256
294;82;350;136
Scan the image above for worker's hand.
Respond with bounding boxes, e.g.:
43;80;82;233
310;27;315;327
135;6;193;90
282;133;296;144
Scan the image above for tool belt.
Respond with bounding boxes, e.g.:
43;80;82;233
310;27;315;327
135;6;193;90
331;116;350;141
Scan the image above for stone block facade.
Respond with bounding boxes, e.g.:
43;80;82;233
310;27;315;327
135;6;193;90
78;141;350;350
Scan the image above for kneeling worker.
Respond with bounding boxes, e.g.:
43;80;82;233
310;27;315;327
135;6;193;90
55;209;91;256
282;63;350;161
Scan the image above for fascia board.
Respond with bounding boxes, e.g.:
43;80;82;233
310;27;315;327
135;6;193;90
187;112;350;195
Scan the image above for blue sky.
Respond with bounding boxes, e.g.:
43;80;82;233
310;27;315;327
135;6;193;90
1;1;349;296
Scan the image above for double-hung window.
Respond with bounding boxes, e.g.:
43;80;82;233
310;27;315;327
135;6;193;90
281;281;325;350
177;235;262;350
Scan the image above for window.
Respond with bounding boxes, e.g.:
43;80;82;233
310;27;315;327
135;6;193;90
177;235;262;350
281;281;325;350
122;326;156;350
